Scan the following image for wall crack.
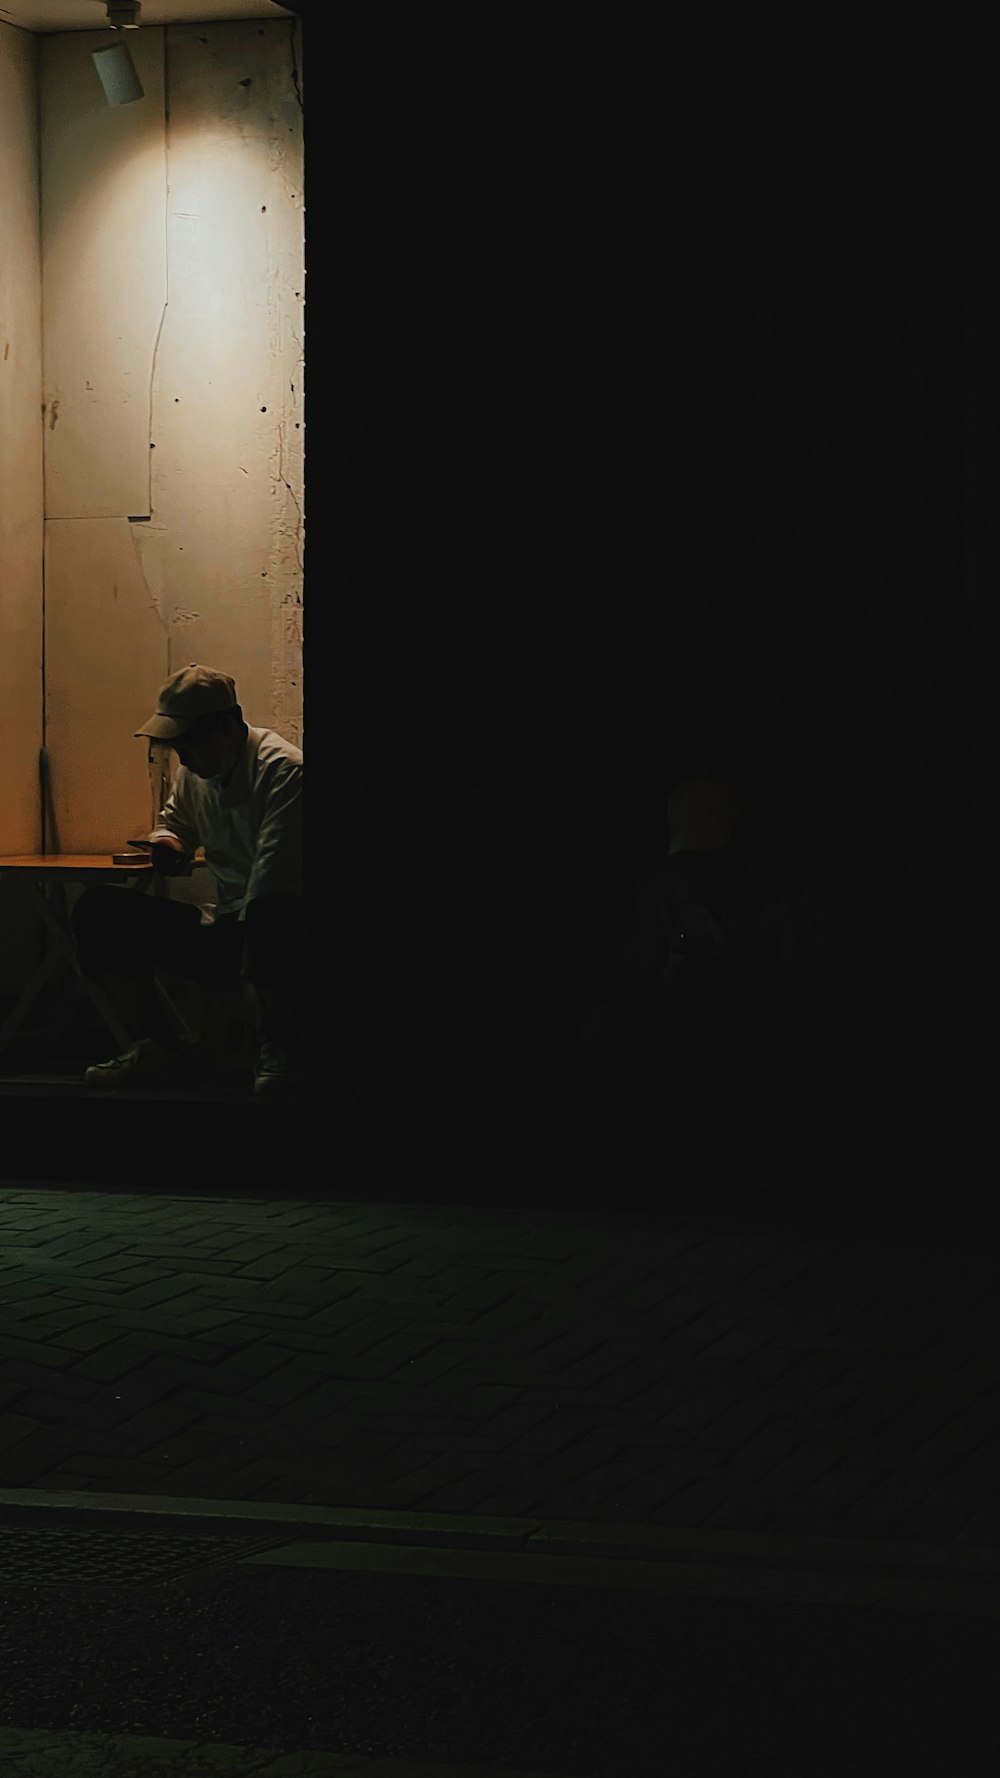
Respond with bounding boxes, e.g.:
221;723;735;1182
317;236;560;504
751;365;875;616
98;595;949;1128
275;419;304;579
288;20;304;111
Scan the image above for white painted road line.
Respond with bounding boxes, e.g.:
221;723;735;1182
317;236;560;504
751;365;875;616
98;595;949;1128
236;1536;1000;1616
4;1489;1000;1615
0;1729;564;1778
4;1488;1000;1585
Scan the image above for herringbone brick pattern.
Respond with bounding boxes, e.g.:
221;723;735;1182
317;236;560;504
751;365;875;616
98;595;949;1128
1;1188;998;1545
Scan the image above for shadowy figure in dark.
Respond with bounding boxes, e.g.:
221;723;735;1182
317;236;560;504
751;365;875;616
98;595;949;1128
577;762;844;1115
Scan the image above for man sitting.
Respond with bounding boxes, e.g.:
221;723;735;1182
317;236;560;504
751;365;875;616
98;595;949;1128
72;662;303;1097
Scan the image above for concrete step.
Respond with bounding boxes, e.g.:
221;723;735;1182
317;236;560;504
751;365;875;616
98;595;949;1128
0;1071;309;1190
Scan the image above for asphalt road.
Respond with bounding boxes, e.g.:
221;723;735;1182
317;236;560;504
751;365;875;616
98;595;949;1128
1;1555;997;1775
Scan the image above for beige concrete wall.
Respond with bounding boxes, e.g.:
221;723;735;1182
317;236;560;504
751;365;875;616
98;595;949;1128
39;17;304;854
39;27;170;853
136;21;304;749
40;29;167;522
0;22;44;858
43;518;172;853
0;23;45;1002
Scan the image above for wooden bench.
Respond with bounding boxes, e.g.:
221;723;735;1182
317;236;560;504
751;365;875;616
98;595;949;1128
0;854;236;1060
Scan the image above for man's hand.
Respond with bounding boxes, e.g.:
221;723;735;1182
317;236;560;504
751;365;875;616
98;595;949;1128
150;835;191;876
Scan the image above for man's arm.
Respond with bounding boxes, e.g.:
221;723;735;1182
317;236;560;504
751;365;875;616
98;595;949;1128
240;762;303;918
140;775;200;874
148;778;200;860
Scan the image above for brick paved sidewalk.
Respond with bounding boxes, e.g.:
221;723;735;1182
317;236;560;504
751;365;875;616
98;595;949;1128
1;1186;998;1549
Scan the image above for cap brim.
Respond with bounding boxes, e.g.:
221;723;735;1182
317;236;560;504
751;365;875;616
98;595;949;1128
134;718;190;740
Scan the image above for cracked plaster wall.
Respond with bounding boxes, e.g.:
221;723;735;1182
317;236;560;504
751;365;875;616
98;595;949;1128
39;18;304;853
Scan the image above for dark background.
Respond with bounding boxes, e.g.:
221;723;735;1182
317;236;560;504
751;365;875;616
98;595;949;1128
316;31;998;1124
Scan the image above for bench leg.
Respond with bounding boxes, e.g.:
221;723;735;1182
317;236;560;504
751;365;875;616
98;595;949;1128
0;941;67;1048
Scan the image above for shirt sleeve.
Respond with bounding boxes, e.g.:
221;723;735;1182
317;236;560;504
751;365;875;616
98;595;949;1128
240;759;303;919
149;774;200;856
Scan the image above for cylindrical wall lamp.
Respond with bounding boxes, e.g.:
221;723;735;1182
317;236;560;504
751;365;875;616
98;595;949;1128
92;2;144;106
92;41;144;105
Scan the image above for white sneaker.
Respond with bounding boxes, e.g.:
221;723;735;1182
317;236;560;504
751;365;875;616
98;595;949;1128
83;1037;207;1090
253;1041;303;1097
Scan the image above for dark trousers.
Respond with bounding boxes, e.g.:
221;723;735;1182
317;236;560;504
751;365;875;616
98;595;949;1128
72;886;303;1049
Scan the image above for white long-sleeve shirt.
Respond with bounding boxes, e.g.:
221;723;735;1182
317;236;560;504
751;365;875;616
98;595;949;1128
149;726;302;922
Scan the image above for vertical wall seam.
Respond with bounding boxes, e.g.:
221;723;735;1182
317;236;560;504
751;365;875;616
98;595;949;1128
147;23;169;530
148;297;167;520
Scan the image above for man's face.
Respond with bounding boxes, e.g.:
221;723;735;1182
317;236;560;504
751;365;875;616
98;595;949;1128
173;718;230;780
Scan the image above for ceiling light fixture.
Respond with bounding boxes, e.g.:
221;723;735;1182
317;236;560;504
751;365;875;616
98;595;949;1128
92;2;144;107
